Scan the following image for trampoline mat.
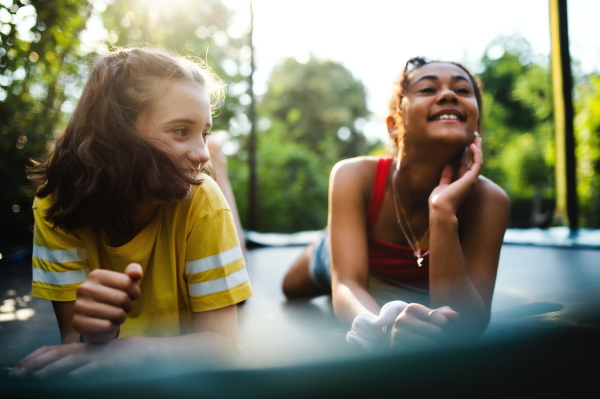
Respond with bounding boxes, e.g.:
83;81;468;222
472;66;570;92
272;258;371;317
1;244;599;396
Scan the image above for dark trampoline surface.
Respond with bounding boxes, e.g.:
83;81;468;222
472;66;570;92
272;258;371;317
1;244;599;397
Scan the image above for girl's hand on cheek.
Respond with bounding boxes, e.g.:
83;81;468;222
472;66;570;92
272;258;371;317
390;304;459;350
73;263;143;343
429;136;483;217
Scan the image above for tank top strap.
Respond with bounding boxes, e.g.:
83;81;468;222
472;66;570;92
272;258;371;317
367;156;393;229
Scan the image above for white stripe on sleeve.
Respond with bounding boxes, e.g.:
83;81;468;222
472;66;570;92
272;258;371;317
33;244;87;264
185;245;243;275
32;267;91;286
188;267;249;297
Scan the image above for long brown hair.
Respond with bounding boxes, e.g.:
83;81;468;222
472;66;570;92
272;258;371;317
27;47;225;233
388;57;483;158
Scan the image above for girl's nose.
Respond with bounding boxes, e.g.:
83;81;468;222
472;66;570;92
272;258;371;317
188;137;210;165
437;88;458;104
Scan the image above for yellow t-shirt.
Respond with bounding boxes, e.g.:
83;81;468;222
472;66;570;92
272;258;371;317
31;176;252;338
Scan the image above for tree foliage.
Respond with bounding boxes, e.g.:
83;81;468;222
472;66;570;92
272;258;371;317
575;74;600;227
229;57;371;232
0;0;91;244
479;35;555;227
100;0;251;132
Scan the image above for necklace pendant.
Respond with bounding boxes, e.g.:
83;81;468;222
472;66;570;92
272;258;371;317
417;257;423;267
414;248;421;258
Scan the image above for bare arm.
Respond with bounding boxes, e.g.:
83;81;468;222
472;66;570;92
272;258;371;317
143;305;239;366
428;138;509;339
208;131;247;258
52;296;237;353
14;267;239;379
15;306;238;379
51;301;78;344
329;159;381;328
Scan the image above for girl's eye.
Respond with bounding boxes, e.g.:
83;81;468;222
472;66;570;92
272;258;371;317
202;132;211;141
456;88;471;94
172;128;188;136
420;87;435;93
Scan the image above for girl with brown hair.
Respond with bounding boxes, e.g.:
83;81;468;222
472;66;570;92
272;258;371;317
282;58;509;349
11;47;252;378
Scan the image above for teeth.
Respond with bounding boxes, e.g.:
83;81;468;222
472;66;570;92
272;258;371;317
436;114;459;120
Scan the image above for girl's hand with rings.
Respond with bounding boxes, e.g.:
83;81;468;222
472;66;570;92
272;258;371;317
429;135;483;217
390;304;459;350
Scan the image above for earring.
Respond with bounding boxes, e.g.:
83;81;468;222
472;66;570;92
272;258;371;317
391;130;398;137
474;131;480;137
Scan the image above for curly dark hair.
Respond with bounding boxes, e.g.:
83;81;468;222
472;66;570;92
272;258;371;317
27;47;225;233
388;57;483;158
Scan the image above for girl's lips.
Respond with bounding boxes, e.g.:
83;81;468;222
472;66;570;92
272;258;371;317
428;109;466;122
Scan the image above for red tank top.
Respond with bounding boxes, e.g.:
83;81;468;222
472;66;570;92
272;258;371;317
367;157;429;291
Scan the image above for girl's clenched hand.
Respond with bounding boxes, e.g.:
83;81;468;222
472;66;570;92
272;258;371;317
73;263;143;343
391;303;460;350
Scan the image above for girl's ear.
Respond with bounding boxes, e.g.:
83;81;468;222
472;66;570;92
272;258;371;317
386;116;397;138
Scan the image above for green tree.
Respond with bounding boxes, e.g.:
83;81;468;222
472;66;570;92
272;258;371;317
0;0;91;245
479;35;555;227
259;57;370;161
229;57;370;232
99;0;250;132
575;74;600;228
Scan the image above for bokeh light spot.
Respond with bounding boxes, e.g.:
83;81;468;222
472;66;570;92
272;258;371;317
337;126;351;141
0;313;15;322
16;308;35;320
12;204;20;212
196;26;207;39
16;135;27;148
0;299;15;313
0;297;36;322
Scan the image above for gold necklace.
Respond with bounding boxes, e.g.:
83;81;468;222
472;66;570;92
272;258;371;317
391;170;430;267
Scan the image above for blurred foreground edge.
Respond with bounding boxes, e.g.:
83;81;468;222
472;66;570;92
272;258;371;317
2;327;598;399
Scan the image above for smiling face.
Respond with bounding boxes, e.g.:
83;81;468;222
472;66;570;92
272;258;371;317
137;80;213;178
400;62;480;147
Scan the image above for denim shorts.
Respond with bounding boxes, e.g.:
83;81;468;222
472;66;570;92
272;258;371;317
308;230;332;291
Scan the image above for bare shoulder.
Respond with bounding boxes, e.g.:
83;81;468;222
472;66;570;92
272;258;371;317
472;176;510;211
331;156;380;194
332;156;379;177
459;176;510;233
